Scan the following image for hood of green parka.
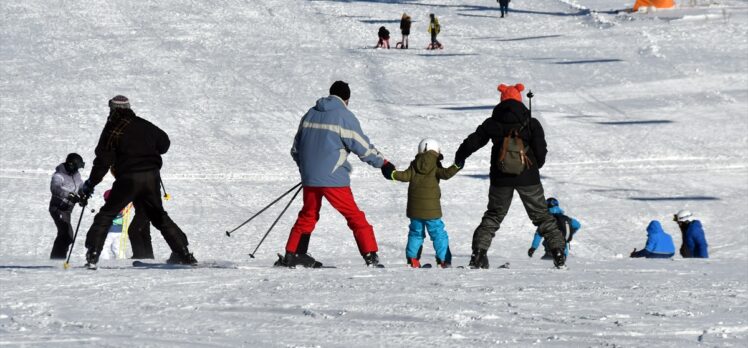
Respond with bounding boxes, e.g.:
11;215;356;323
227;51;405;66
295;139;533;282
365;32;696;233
414;151;440;174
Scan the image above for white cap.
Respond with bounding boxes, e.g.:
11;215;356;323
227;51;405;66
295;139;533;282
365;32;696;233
418;138;441;154
675;209;693;222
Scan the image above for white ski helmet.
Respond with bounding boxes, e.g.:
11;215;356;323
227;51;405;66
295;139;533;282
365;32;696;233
418;138;441;154
674;209;694;222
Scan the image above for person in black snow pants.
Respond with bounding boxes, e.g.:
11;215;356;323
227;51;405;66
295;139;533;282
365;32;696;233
454;83;567;269
49;153;85;259
498;0;510;18
77;95;196;269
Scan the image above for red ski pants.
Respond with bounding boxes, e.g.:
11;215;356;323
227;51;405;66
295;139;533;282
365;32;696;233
285;186;378;255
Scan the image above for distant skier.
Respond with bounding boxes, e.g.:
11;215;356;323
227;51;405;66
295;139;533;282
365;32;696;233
100;189;126;260
427;13;442;49
77;95;196;269
376;26;390;49
49;153;85;259
397;13;411;49
528;197;581;259
630;220;675;258
384;139;461;268
673;210;708;258
498;0;511;18
454;83;567;268
279;81;392;268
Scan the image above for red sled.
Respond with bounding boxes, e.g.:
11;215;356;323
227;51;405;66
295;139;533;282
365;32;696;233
426;42;444;50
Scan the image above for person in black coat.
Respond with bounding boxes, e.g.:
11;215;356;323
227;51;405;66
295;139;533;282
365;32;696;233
78;95;196;269
377;26;390;49
454;84;566;268
498;0;511;18
398;13;411;49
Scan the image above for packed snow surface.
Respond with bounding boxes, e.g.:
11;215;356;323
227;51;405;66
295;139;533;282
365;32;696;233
1;0;747;346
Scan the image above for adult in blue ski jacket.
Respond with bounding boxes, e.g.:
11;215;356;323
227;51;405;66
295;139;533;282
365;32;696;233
630;220;675;258
528;197;581;258
673;210;708;258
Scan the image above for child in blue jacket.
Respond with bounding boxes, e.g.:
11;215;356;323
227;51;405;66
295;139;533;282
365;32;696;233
528;197;581;259
674;210;708;258
630;220;675;258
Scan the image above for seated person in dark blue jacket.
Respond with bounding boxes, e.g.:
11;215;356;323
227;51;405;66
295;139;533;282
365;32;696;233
630;220;675;258
674;209;708;258
528;197;581;259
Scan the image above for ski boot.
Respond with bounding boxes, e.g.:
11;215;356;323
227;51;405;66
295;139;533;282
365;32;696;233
166;247;198;266
363;252;384;268
407;257;421;268
84;250;99;270
551;248;566;269
437;258;451;269
468;249;489;269
274;252;323;268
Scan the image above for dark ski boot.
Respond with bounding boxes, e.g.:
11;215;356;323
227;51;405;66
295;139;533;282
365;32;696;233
468;249;489;269
84;250;99;270
166;247;198;266
551;248;566;268
436;258;451;269
274;252;323;268
363;252;384;268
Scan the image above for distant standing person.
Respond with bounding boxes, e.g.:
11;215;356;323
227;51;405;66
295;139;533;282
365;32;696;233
673;210;708;258
454;83;567;268
398;13;411;49
49;153;85;259
77;95;196;269
278;81;392;268
498;0;510;18
427;13;442;49
630;220;675;258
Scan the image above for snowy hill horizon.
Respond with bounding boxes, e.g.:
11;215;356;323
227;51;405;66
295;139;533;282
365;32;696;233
1;0;747;346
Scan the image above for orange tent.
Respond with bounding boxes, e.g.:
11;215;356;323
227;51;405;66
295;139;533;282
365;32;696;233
633;0;675;11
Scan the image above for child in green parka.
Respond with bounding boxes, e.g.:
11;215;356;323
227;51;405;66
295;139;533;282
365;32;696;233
383;138;460;268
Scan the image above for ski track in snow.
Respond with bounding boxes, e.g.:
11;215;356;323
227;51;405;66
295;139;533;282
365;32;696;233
1;0;747;347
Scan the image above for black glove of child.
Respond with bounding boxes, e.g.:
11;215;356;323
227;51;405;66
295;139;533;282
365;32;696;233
527;247;536;258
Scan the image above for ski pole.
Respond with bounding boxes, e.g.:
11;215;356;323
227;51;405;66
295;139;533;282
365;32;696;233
527;90;534;115
159;177;171;201
225;182;302;237
248;185;302;258
63;198;88;270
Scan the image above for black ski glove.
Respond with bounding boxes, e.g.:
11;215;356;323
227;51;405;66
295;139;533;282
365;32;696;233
78;179;94;200
381;161;396;180
454;157;465;169
67;192;80;204
527;247;536;258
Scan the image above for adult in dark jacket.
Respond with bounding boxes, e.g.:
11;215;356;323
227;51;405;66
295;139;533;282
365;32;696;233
398;13;411;49
498;0;511;18
454;83;566;268
673;210;708;258
78;95;195;269
49;153;85;259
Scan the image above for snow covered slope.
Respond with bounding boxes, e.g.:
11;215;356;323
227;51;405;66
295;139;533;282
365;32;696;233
1;0;747;346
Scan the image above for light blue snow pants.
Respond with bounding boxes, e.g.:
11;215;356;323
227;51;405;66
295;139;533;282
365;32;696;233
406;218;450;263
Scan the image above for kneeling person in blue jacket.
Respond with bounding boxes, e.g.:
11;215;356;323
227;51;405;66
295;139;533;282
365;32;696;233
528;197;581;259
674;209;708;258
630;220;675;258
